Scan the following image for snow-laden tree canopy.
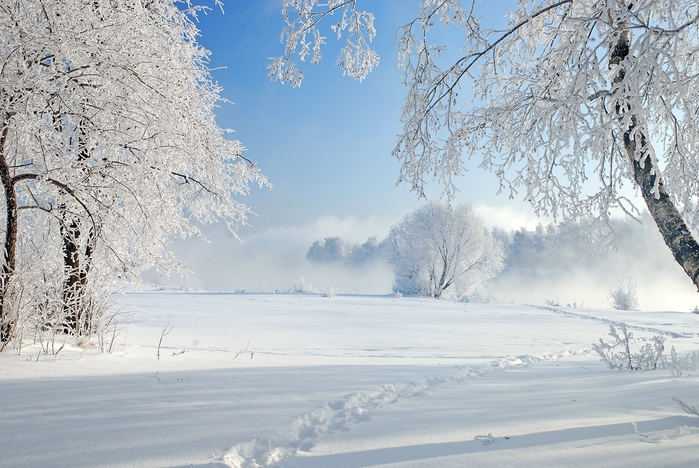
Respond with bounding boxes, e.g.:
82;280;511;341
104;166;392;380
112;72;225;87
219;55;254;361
392;0;699;218
0;0;267;343
273;0;699;292
386;202;504;299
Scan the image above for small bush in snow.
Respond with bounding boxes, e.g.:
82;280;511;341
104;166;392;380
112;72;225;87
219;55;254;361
321;284;338;298
593;323;663;371
463;290;496;304
593;323;699;373
666;347;699;377
608;279;639;310
289;277;318;295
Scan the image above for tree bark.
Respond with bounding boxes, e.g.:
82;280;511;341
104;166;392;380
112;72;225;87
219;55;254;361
60;217;94;334
0;117;17;343
611;2;699;291
624;127;699;289
61;116;95;335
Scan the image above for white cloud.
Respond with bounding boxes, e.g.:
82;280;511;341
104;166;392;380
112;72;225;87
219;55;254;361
310;214;395;242
475;203;542;231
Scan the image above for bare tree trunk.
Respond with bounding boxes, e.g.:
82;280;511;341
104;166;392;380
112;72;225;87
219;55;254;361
611;4;699;291
0;117;17;343
60;217;95;335
61;217;81;333
436;253;452;298
624;128;699;289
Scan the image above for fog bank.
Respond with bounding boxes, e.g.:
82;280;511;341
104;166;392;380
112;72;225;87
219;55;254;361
144;211;699;312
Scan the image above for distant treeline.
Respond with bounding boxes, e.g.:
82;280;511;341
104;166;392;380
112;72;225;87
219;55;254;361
306;236;387;267
307;216;666;278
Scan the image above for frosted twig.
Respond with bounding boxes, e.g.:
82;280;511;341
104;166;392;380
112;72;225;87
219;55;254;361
157;320;173;360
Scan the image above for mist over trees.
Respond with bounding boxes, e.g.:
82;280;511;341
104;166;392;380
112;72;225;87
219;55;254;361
275;0;699;295
495;221;612;276
307;203;504;300
306;236;386;267
305;209;685;305
488;214;695;308
495;216;669;279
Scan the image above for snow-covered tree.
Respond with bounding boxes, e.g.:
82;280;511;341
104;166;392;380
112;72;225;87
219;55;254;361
386;202;504;299
0;0;267;344
273;0;699;294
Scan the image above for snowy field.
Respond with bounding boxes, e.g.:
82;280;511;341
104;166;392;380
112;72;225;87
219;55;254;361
2;292;699;467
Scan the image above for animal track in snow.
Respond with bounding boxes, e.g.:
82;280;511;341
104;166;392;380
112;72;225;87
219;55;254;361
221;351;585;468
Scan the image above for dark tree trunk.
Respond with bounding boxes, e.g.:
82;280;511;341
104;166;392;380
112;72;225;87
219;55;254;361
0;118;17;343
610;6;699;291
624;127;699;289
60;217;94;334
61;117;94;335
437;258;453;298
61;218;83;333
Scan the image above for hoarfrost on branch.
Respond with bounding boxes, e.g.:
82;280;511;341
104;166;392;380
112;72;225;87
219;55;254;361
0;0;268;343
270;0;379;86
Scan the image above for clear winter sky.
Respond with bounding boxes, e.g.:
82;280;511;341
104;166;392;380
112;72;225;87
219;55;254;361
197;0;534;227
147;0;699;309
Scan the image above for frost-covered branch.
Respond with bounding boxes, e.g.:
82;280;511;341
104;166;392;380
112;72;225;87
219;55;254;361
672;397;699;418
388;1;698;222
0;0;269;344
270;0;379;86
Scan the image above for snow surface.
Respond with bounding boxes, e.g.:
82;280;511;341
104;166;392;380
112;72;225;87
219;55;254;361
1;292;698;467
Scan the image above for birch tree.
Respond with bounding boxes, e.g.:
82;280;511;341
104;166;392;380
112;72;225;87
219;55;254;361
274;0;699;292
386;202;504;299
0;0;267;344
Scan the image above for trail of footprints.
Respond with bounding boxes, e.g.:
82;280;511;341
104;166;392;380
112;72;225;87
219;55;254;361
222;350;587;468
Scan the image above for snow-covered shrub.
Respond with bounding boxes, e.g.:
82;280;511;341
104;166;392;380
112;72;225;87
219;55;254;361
593;323;699;373
666;348;699;378
593;323;663;371
609;279;639;310
321;283;338;298
463;290;496;304
289;277;318;294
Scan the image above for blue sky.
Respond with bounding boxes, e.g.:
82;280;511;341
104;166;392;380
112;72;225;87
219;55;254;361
197;0;538;224
199;1;418;226
150;0;542;292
